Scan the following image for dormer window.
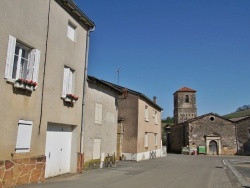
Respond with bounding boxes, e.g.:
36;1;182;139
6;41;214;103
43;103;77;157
185;95;189;103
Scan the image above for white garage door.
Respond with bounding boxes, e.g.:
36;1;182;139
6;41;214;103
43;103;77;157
45;124;73;178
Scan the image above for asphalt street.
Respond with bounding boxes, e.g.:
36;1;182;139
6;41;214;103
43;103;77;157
18;154;250;188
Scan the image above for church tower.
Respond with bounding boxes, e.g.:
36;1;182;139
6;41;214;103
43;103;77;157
173;87;197;124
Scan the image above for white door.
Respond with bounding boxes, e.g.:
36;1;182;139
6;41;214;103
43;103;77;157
45;124;72;178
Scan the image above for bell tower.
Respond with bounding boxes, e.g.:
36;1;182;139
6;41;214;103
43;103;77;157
173;87;197;124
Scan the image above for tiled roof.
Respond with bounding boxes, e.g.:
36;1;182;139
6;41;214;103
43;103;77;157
177;87;196;92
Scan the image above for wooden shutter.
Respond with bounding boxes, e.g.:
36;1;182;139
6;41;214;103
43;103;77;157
155;134;158;146
144;133;148;147
15;120;33;153
62;68;69;97
27;49;35;80
32;49;41;83
99;104;103;124
5;35;16;79
68;69;73;94
145;106;149;121
93;139;101;159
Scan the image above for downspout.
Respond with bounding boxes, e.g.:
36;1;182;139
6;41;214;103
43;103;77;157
80;26;95;163
38;0;51;134
235;122;239;155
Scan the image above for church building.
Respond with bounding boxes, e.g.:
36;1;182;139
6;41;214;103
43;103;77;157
170;87;237;155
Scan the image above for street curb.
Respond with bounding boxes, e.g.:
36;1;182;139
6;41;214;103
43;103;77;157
224;159;250;188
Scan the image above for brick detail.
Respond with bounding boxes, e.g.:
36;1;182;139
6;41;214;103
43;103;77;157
0;156;45;188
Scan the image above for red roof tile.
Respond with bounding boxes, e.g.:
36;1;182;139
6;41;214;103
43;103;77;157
176;87;196;93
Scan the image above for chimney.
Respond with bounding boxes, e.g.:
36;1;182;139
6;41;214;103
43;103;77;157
153;96;157;104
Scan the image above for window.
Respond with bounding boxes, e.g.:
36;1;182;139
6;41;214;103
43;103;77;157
15;120;33;153
62;67;74;98
67;22;76;41
144;133;148;147
185;95;189;103
155;111;158;125
155;133;158;146
95;103;103;124
5;35;40;83
145;105;149;122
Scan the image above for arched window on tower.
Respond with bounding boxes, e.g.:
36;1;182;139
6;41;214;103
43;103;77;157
185;95;189;103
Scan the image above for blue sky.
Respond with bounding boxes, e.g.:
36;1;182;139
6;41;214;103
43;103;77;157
75;0;250;118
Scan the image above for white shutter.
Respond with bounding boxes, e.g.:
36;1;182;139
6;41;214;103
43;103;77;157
95;103;99;124
68;69;73;94
145;106;149;121
62;68;69;97
67;23;75;41
27;49;35;80
155;111;158;125
5;35;16;79
144;133;148;147
99;104;103;124
15;120;33;153
155;134;158;146
32;49;41;83
93;139;101;159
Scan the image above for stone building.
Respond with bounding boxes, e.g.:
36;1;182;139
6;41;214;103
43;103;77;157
170;87;237;155
234;116;250;155
173;87;197;124
170;113;237;155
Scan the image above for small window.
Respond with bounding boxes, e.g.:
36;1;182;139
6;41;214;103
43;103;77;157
5;35;40;84
185;95;189;103
62;67;75;98
155;111;158;125
95;103;103;124
67;22;76;41
155;133;158;146
145;106;149;122
15;120;33;153
144;133;148;147
210;116;215;122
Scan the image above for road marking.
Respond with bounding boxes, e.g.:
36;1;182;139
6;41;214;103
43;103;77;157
223;160;227;166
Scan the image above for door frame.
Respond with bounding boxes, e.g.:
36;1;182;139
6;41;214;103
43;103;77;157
205;135;221;155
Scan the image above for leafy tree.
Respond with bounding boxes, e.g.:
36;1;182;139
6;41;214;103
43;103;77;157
236;104;250;112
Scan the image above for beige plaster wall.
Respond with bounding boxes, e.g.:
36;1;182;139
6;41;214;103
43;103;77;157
83;81;119;162
0;0;88;162
137;99;162;153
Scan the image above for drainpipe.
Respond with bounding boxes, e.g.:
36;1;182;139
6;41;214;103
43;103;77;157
80;26;95;164
235;122;239;155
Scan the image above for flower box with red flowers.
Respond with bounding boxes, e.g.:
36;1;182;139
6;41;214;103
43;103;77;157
14;78;37;91
64;94;79;103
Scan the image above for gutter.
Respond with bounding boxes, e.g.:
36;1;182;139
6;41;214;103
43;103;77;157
80;26;95;161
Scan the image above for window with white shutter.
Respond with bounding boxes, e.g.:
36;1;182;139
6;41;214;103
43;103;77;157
155;111;158;125
144;133;148;147
145;105;149;122
67;22;76;41
155;133;158;146
15;120;33;153
95;103;103;124
62;67;74;98
4;35;40;87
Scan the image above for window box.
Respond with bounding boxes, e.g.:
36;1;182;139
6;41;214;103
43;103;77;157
25;85;34;91
14;79;37;91
63;94;78;103
14;81;25;89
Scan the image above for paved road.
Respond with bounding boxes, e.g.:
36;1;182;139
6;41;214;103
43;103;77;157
18;154;249;188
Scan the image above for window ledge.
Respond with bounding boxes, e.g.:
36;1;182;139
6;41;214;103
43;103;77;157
13;82;36;91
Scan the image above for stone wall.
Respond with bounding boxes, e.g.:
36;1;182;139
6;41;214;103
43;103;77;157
237;117;250;155
0;155;45;188
170;124;185;153
189;115;237;155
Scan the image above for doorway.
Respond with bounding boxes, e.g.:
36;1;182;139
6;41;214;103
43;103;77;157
209;140;218;155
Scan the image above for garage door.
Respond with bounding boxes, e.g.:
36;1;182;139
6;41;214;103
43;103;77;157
45;124;73;178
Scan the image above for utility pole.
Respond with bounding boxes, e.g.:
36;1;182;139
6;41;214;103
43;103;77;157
117;66;121;85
